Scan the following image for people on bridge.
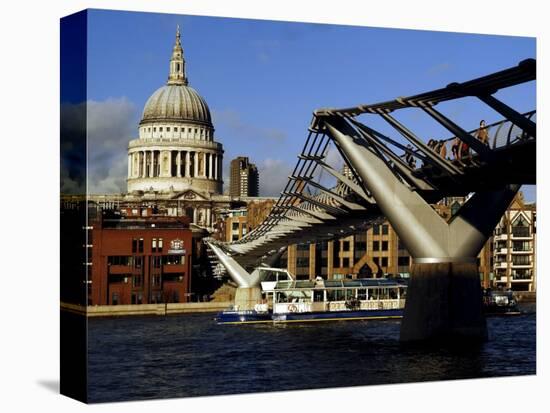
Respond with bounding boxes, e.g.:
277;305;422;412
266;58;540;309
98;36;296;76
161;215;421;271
476;119;489;146
439;140;447;159
461;140;470;159
451;137;460;160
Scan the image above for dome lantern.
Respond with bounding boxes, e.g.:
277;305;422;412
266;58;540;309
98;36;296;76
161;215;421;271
167;25;188;86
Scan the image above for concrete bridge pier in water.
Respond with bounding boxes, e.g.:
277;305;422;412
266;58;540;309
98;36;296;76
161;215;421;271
324;117;519;342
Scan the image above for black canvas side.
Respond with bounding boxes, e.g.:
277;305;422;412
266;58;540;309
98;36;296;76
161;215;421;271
60;9;88;404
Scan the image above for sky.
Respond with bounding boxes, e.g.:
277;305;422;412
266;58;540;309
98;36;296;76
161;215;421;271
81;9;536;200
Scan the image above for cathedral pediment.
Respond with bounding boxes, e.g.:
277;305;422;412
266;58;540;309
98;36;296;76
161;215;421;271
172;189;210;201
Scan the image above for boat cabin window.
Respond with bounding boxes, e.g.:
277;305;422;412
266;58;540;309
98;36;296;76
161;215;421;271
326;290;345;302
313;290;324;302
260;269;291;282
358;289;367;300
275;290;311;303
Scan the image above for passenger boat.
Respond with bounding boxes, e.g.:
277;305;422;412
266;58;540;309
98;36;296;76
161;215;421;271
482;289;521;315
215;267;407;324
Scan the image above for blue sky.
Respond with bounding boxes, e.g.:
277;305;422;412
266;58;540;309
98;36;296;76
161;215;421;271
84;9;536;200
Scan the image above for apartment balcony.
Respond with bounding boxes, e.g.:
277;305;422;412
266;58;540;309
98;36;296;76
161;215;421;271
510;263;533;269
511;275;534;282
494;248;508;255
494;261;508;269
493;233;508;241
511;248;533;254
510;278;533;284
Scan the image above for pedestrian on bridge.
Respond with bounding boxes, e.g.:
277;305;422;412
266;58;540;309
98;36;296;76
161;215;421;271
439;140;447;159
476;119;489;145
451;137;460;160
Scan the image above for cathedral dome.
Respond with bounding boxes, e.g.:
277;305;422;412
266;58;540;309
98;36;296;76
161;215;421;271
141;84;212;125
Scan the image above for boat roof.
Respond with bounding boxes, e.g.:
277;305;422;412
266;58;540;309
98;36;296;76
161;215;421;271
271;278;407;291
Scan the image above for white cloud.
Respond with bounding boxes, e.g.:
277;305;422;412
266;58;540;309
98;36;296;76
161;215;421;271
258;158;293;197
86;98;137;194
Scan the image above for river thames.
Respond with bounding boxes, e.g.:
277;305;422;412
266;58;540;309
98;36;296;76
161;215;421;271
87;304;535;403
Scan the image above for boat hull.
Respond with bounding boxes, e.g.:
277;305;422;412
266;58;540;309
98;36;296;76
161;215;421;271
216;308;403;325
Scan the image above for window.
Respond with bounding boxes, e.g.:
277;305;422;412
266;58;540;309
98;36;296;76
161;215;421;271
132;239;137;253
133;275;142;288
152;238;157;252
108;256;131;266
151;291;162;303
513;241;530;251
162;255;184;265
512;255;530;265
153;127;156;132
133;256;142;269
152;274;162;287
131;293;143;305
152;256;162;268
373;241;380;251
297;243;309;251
296;257;309;267
138;238;144;253
382;225;389;235
354;241;366;252
167;127;170;132
397;238;407;251
342;257;350;267
398;256;409;266
382;241;388;251
342;240;350;251
112;293;119;305
159;127;163;132
158;238;163;252
174;127;178;132
373;225;380;235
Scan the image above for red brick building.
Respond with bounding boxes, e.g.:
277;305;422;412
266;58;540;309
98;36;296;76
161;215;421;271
89;210;193;305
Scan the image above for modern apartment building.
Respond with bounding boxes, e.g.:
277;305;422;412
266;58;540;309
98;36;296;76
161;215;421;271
229;156;259;197
493;193;536;291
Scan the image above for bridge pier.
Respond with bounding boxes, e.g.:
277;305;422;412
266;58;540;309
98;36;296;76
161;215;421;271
401;261;486;342
234;287;262;311
324;117;519;342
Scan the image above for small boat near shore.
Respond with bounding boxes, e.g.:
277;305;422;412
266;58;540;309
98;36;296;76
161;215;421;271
482;289;521;316
215;267;407;325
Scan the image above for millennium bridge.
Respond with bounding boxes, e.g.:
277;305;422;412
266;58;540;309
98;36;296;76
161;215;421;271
207;59;536;342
